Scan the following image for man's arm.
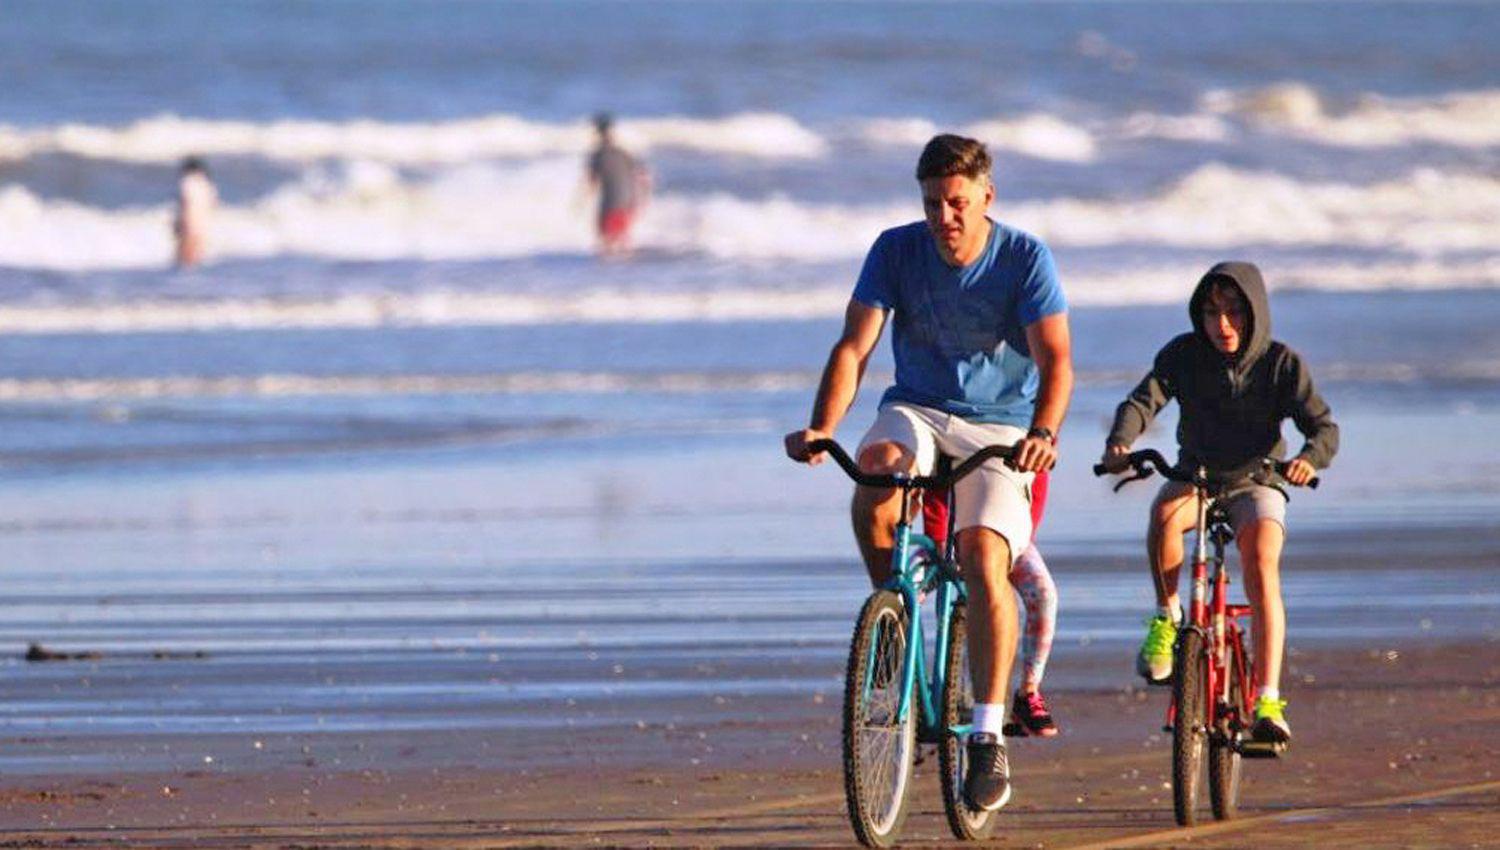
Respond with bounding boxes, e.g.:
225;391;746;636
1017;312;1073;473
784;300;887;465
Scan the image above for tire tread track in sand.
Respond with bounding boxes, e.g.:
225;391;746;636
1059;778;1500;850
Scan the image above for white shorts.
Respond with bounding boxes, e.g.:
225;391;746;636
856;402;1033;564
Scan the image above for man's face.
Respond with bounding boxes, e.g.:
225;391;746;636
920;174;993;262
1201;285;1249;354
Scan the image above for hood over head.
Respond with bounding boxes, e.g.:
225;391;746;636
1190;260;1271;366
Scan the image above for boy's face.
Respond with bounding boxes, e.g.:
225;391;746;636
1201;285;1248;354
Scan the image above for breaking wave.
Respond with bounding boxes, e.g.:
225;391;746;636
1;160;1495;270
1205;84;1500;149
2;84;1492;174
0;112;828;164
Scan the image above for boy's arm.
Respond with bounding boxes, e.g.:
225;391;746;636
1106;345;1177;451
1283;352;1339;469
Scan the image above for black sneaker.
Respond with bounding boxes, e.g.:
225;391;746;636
962;732;1012;811
1002;690;1059;738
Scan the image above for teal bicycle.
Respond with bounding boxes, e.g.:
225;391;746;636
809;438;1014;847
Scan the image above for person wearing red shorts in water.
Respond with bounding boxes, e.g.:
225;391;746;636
923;470;1058;737
585;112;650;258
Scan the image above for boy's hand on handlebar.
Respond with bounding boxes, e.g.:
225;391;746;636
784;429;830;465
1100;443;1132;474
1014;435;1057;473
1283;457;1316;486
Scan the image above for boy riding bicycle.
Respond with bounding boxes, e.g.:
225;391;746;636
1099;261;1338;747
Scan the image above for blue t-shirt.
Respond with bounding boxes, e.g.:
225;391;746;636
852;220;1067;425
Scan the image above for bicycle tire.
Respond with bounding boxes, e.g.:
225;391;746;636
1209;636;1245;820
938;601;998;841
842;590;917;848
1171;628;1208;826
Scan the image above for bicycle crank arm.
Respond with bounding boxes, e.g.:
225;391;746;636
1235;739;1288;759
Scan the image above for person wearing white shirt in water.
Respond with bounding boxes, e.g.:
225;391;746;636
174;156;218;268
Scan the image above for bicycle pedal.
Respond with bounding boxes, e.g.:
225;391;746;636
1236;739;1287;759
1001;721;1024;738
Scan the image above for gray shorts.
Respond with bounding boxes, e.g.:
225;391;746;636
856;402;1032;563
1154;480;1288;533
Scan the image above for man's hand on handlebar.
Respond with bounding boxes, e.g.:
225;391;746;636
1014;435;1057;473
1100;443;1131;474
784;428;831;465
1283;457;1316;487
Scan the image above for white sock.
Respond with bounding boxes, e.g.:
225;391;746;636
971;702;1006;738
1259;687;1280;702
1157;605;1181;623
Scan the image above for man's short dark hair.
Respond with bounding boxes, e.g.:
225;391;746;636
915;134;991;182
593;112;614;133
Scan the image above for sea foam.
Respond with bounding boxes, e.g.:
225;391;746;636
1;161;1494;270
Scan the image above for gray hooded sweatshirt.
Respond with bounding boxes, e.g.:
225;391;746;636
1107;262;1339;482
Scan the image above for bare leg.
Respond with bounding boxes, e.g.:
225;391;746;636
1147;486;1198;613
176;232;205;268
850;441;915;587
958;527;1016;705
1238;519;1287;694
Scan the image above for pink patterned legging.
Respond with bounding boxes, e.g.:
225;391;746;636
1010;543;1057;690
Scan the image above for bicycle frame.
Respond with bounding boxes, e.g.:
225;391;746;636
811;437;1014;745
879;482;967;742
1170;479;1256;736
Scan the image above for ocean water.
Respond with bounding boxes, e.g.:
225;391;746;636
0;0;1496;761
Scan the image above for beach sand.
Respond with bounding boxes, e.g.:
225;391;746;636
0;636;1494;847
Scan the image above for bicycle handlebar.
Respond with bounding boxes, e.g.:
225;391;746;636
1092;448;1319;491
807;438;1016;490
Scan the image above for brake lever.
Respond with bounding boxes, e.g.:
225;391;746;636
1113;468;1152;492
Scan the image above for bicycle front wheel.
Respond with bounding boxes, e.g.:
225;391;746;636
1209;636;1245;820
842;590;917;848
1172;628;1208;826
938;600;998;840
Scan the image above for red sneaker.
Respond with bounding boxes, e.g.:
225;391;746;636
1002;689;1059;738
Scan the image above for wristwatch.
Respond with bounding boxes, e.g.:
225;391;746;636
1026;426;1056;444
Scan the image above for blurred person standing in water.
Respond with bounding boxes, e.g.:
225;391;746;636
173;156;218;268
585;113;650;258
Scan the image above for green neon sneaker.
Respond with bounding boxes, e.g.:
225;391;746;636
1135;615;1177;684
1251;696;1291;744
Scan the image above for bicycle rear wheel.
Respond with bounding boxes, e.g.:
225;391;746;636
1171;628;1208;826
938;600;998;840
1209;636;1246;820
843;590;917;848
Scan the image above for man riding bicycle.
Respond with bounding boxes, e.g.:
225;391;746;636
1099;261;1339;747
785;134;1073;811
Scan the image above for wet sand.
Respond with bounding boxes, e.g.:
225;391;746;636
0;522;1495;848
0;637;1495;848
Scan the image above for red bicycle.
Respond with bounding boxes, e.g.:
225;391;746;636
1096;449;1317;825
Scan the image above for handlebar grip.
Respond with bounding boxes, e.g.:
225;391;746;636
1092;463;1108;476
1270;458;1320;490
